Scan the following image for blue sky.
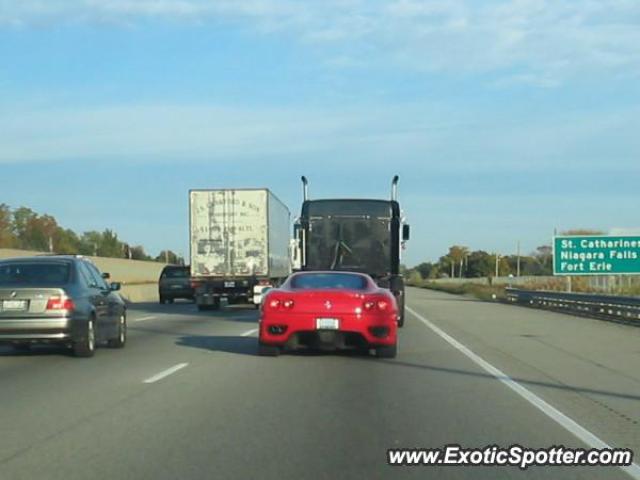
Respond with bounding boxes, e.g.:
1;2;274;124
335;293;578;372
1;1;639;265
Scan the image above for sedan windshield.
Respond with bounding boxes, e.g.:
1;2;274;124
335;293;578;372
0;263;71;286
290;273;368;290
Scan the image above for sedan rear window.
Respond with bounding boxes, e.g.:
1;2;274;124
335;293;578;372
162;268;189;278
0;263;71;286
290;273;368;290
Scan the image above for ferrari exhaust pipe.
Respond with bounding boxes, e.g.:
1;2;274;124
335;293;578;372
301;176;309;201
391;175;399;201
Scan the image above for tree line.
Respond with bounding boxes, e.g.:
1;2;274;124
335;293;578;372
405;245;553;282
0;204;183;264
405;230;604;282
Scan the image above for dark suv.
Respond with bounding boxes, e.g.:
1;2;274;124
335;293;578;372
0;255;127;357
159;265;194;304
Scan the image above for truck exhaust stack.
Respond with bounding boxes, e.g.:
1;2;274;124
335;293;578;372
391;175;399;201
301;176;309;201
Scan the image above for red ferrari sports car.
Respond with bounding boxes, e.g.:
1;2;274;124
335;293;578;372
258;271;398;357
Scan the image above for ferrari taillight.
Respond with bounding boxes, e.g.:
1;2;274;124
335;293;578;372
46;296;75;311
282;299;294;309
268;299;281;309
267;298;294;310
363;298;390;312
376;300;389;311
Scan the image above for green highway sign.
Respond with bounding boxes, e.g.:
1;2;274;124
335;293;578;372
553;235;640;275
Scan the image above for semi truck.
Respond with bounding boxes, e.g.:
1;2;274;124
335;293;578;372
293;176;410;326
189;189;291;310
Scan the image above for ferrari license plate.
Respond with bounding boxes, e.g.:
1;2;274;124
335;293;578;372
2;300;28;311
316;318;339;330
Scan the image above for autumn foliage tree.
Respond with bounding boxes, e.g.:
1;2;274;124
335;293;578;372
0;204;174;262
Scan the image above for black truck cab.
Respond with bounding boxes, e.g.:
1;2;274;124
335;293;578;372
295;178;410;326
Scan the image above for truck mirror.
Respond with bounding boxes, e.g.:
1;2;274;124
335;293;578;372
402;224;410;241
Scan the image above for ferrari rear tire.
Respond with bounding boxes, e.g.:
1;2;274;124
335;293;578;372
376;344;397;359
258;343;280;357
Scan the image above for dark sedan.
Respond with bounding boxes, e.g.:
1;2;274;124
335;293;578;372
0;255;127;357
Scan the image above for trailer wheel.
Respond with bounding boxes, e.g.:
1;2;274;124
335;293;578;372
396;295;405;328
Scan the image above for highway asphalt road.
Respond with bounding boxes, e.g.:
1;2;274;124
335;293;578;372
1;287;639;479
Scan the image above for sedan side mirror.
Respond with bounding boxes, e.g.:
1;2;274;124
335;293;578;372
110;282;121;291
102;272;111;279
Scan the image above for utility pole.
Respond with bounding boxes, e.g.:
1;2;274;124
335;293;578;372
165;250;169;264
495;254;500;278
516;240;521;277
48;236;53;253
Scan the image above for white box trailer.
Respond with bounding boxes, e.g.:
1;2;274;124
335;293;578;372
189;189;291;310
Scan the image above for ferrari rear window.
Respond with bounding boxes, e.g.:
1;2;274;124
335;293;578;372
290;273;367;290
0;262;71;286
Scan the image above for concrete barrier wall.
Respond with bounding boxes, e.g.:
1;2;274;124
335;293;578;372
0;248;167;303
119;283;159;304
0;248;167;284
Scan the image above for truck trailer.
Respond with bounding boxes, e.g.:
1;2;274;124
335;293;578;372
293;176;410;326
189;189;291;310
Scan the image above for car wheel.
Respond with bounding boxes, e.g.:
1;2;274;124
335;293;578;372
73;318;96;358
258;343;280;356
159;295;166;304
107;314;127;348
167;297;174;304
375;343;397;359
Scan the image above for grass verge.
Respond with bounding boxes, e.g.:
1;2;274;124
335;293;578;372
408;281;507;302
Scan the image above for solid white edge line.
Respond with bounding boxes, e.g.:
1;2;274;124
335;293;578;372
143;363;189;384
241;328;259;337
406;306;640;480
134;316;157;322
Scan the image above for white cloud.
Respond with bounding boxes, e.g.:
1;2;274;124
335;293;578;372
1;1;639;85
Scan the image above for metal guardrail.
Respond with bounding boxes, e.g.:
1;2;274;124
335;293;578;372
505;288;640;325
